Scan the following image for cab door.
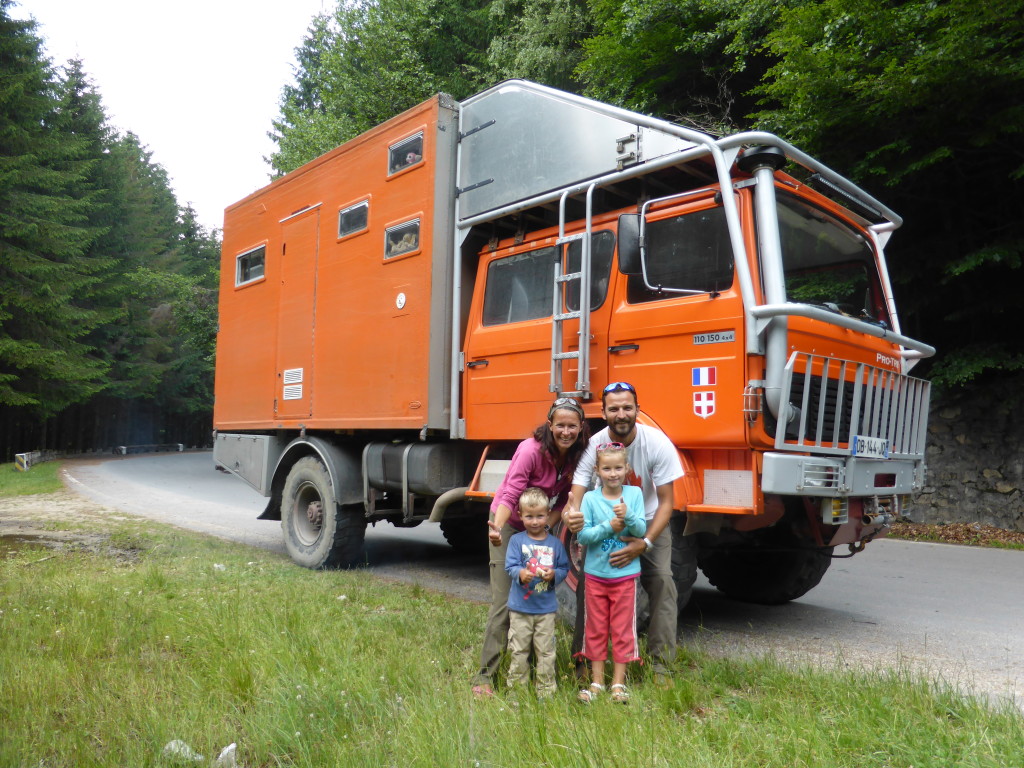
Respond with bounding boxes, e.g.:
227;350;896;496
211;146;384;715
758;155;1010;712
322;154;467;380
605;195;748;446
462;230;617;438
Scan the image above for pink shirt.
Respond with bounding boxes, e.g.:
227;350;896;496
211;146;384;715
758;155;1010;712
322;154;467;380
491;437;575;531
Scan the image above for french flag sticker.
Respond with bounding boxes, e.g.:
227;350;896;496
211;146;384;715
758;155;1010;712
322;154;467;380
692;366;717;386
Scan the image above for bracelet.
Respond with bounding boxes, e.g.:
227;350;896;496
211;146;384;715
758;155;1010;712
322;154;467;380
642;537;653;550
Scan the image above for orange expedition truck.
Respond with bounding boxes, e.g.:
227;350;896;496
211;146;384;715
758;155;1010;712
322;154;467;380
213;80;934;606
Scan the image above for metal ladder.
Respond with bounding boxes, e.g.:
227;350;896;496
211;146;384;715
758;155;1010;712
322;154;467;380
550;184;597;400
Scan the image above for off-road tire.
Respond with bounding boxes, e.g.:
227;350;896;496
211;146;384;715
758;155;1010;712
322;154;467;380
439;514;489;557
281;456;366;569
670;514;698;612
696;527;833;605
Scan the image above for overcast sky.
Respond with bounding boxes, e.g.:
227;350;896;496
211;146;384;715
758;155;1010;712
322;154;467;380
14;0;330;233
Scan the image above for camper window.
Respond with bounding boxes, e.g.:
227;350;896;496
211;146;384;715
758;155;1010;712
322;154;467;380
384;219;420;259
388;133;424;175
338;200;369;239
236;245;266;286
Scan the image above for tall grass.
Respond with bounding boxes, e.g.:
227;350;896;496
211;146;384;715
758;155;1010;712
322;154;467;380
1;512;1021;767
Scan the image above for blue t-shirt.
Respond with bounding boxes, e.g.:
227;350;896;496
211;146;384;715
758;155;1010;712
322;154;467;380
504;531;569;614
578;485;647;579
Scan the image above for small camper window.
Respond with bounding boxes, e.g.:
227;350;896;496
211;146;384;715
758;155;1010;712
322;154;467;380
388;133;424;175
236;245;266;286
482;246;559;326
338;200;369;238
384;219;420;259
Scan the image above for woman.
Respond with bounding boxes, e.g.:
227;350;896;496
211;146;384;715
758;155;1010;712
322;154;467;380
472;396;590;697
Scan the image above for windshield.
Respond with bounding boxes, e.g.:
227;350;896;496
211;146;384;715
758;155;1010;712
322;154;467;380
776;191;890;327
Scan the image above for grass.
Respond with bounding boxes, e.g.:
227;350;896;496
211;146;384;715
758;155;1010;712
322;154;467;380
0;460;65;496
1;508;1021;767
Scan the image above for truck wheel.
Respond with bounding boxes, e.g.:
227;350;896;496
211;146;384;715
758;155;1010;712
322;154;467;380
554;524;583;627
670;514;698;612
696;527;833;605
439;515;488;557
281;456;366;569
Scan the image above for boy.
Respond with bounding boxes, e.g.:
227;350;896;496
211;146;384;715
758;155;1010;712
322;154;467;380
504;487;570;697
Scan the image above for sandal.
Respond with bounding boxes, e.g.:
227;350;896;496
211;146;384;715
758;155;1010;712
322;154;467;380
577;683;605;703
610;683;630;704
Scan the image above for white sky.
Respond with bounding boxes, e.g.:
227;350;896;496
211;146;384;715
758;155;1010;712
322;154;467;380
13;0;331;233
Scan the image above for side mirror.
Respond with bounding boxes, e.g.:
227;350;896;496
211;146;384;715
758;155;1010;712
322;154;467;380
617;213;642;275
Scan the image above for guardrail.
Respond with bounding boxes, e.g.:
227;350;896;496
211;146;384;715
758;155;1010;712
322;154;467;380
12;443;188;470
15;451;43;472
114;443;185;455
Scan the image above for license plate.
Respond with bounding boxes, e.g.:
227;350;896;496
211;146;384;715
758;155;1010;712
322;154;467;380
852;435;889;459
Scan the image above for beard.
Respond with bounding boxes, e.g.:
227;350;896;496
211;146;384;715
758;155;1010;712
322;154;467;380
609;418;635;439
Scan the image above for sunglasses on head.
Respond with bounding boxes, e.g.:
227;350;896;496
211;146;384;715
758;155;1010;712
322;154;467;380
548;396;584;419
596;441;625;451
603;381;635;394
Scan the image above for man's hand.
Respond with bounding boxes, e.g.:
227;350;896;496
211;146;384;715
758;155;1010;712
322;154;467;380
563;490;584;533
608;537;645;568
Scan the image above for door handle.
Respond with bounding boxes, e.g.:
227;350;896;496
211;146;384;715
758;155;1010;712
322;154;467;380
609;344;640;353
467;360;489;368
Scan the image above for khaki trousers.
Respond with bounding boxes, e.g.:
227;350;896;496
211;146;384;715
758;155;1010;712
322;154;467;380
473;520;515;686
507;610;557;696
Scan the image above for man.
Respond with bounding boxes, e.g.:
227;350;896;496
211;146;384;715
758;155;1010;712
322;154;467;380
564;381;683;684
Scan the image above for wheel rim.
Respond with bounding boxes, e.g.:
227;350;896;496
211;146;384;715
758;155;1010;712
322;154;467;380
292;480;324;546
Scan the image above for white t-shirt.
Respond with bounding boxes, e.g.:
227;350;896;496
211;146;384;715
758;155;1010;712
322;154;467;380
572;424;684;520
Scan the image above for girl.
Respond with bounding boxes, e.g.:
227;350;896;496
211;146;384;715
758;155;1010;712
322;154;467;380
576;442;646;703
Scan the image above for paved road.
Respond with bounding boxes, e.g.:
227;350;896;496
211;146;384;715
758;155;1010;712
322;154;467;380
62;451;1024;709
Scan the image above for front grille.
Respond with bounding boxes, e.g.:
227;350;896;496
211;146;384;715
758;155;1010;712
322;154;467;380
774;352;930;460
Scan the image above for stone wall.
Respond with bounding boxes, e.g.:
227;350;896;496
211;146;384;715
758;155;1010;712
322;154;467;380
907;374;1024;531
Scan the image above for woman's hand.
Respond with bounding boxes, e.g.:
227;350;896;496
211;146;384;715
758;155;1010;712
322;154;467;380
487;520;503;547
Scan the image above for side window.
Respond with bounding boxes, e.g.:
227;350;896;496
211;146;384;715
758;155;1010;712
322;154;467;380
627;206;733;303
385;219;420;259
388;133;424;175
564;230;615;312
482;246;559;326
236;245;266;286
338;201;369;238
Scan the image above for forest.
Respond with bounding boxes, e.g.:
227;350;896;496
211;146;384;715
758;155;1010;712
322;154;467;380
3;0;1022;461
1;0;220;460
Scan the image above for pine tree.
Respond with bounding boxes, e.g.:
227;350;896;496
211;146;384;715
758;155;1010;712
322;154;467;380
0;1;107;415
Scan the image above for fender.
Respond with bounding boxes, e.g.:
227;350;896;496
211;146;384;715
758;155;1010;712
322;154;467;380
259;436;362;520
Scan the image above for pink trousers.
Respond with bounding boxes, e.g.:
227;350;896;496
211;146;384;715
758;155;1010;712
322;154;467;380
580;575;641;664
